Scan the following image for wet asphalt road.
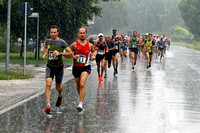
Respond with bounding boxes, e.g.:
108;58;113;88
0;46;200;133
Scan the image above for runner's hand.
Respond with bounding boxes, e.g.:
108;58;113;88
43;54;47;59
73;55;80;60
91;54;96;60
53;50;60;56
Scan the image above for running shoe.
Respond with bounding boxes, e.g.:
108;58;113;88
56;95;62;107
98;76;101;82
147;65;149;69
149;63;151;68
115;69;118;74
104;74;108;78
77;104;83;112
100;76;103;81
132;66;134;70
125;55;127;58
134;61;136;65
45;106;51;114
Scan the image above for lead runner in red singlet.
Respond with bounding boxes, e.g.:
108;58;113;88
70;27;95;112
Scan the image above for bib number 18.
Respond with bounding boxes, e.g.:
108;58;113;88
76;54;87;64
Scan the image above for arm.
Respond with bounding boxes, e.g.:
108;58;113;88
90;43;96;60
43;44;48;59
63;47;74;59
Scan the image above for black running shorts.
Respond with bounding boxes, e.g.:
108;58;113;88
130;48;138;54
96;54;105;63
72;65;91;78
46;65;64;84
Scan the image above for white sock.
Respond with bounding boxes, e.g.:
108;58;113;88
79;102;83;106
47;102;50;107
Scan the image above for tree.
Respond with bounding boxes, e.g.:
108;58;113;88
179;0;200;37
0;0;108;44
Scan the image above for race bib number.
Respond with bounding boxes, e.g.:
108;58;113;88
49;51;58;60
121;43;124;47
98;50;104;55
76;54;87;64
115;45;118;50
160;45;164;48
147;46;151;50
132;44;137;48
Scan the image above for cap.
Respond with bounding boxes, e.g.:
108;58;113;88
145;33;148;36
113;29;117;33
98;33;104;37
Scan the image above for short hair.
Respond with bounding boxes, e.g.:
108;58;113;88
50;25;59;32
148;33;152;36
133;31;137;34
79;27;87;33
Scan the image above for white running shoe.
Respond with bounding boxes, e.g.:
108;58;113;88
77;103;83;112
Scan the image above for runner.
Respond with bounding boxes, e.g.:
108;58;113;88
163;34;169;54
157;37;165;61
144;33;155;69
129;31;141;70
43;25;73;114
94;33;108;81
120;33;128;63
112;29;120;75
69;27;95;112
104;35;114;78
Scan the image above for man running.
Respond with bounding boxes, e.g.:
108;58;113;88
158;37;165;61
144;34;155;69
112;29;120;75
94;33;107;81
120;33;128;63
129;31;141;70
43;25;73;114
70;27;95;112
104;35;114;78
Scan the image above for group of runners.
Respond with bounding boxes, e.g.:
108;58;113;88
43;25;171;114
93;29;171;82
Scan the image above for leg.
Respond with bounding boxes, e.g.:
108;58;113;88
131;52;135;66
115;53;119;68
104;60;107;75
101;59;105;76
96;62;100;76
79;72;89;102
45;78;53;103
74;78;80;95
146;52;150;66
120;49;124;61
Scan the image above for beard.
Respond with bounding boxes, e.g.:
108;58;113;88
80;38;85;41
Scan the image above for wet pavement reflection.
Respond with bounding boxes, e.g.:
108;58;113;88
1;46;200;132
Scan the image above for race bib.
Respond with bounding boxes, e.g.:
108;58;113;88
115;45;118;50
147;46;151;50
160;45;164;48
132;44;137;48
121;43;124;47
49;51;58;60
76;54;87;64
98;50;104;55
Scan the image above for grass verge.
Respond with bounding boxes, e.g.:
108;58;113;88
0;69;34;80
172;41;200;51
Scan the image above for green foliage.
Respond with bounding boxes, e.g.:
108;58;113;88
0;24;6;52
0;0;109;44
169;25;190;38
179;0;200;37
0;68;34;80
88;0;185;36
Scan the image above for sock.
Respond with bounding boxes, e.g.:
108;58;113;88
79;102;83;105
47;102;50;107
59;93;62;97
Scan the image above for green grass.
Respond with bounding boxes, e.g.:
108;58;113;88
0;52;73;65
172;41;200;51
0;69;34;80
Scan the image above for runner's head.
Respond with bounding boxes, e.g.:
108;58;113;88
105;35;109;41
98;33;104;41
148;34;152;40
163;34;166;38
121;33;125;39
113;29;117;36
133;31;137;38
138;34;141;38
50;25;59;40
78;27;88;41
